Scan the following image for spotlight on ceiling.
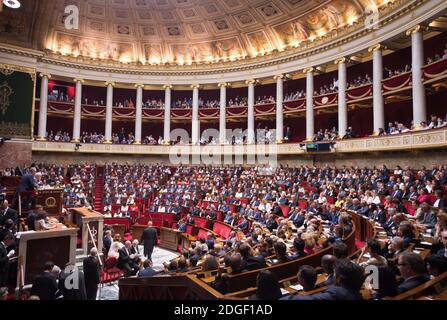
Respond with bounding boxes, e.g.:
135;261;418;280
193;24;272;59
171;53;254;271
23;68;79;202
3;0;21;9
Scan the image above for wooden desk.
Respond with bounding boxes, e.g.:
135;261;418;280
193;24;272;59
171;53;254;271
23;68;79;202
69;208;104;255
131;225;148;243
160;227;182;252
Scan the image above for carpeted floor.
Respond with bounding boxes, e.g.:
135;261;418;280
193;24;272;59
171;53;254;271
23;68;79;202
97;246;180;300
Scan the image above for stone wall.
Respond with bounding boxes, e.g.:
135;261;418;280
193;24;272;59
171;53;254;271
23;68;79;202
0;140;33;170
31;148;447;169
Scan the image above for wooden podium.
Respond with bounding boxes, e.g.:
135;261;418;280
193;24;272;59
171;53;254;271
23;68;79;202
36;188;64;216
69;208;104;256
16;228;78;289
159;227;181;252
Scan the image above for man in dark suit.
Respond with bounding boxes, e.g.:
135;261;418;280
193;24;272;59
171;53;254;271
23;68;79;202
83;248;100;300
103;230;112;256
433;190;446;209
58;263;87;300
239;243;266;271
391;185;403;201
236;216;249;233
186;214;196;225
16;167;39;192
281;260;364;300
317;254;336;288
30;261;58;300
141;221;157;261
15;167;39;211
138;259;158;277
0;200;18;226
396;252;430;294
0;233;15;287
118;241;139;277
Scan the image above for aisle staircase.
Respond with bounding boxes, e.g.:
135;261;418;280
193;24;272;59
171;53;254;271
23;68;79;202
94;166;104;212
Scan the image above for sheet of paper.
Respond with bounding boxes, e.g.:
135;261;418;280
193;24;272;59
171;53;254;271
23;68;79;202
289;284;303;291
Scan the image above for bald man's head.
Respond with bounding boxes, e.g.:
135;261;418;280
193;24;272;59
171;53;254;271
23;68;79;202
321;254;336;274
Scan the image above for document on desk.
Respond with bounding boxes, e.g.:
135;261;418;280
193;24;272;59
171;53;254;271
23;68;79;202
280;288;290;296
289;284;304;291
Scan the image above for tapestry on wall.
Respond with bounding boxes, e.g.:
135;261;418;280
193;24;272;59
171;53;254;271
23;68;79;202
0;64;35;139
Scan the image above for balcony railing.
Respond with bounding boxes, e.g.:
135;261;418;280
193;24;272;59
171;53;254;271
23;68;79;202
32;127;447;155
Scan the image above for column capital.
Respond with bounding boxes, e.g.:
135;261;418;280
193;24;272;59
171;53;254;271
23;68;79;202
73;78;84;84
303;67;315;74
105;81;115;87
405;24;428;36
334;57;347;65
368;44;386;53
134;83;145;89
163;84;173;90
39;73;51;79
245;79;257;85
273;74;285;81
218;82;230;88
191;84;200;89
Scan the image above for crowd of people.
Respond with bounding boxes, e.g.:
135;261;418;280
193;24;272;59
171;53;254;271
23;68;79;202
96;163;447;300
1;162;447;300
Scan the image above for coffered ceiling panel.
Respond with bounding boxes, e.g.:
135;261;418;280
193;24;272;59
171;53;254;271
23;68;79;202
0;0;392;65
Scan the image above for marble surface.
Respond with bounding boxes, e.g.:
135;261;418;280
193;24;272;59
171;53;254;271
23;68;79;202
98;246;179;300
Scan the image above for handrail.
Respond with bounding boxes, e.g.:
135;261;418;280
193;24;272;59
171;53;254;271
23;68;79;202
86;223;103;266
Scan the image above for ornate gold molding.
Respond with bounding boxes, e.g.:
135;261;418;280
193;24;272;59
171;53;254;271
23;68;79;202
191;84;200;89
163;84;173;90
405;24;428;36
303;67;315;74
135;83;145;89
368;44;386;53
334;57;347;65
104;81;115;87
218;82;231;88
0;63;35;75
39;73;51;79
273;74;285;81
73;78;84;84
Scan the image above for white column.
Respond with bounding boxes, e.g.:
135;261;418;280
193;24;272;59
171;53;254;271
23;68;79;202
218;83;228;144
246;80;256;144
104;82;114;143
336;58;348;138
369;44;385;135
134;84;144;144
72;79;83;142
305;68;314;141
163;85;172;144
407;25;427;129
191;84;200;144
275;75;284;143
37;73;50;140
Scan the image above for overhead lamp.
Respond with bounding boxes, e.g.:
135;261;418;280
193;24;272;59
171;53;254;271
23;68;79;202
3;0;21;9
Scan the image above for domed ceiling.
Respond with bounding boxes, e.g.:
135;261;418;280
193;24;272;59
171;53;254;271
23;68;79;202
0;0;391;66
